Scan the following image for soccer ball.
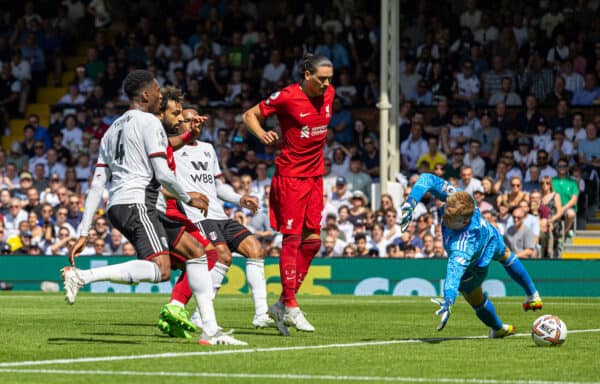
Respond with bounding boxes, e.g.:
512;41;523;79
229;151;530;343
531;315;567;346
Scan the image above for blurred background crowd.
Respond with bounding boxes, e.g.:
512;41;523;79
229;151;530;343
0;0;598;263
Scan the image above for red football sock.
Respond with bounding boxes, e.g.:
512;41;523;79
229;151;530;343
206;248;218;270
280;234;301;307
296;238;321;292
170;271;193;304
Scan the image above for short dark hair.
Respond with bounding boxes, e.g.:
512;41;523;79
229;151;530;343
354;233;367;242
123;70;155;99
159;86;183;113
182;104;198;112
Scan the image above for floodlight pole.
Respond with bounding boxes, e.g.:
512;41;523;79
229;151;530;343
377;0;400;194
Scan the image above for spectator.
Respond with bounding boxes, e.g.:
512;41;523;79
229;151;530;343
578;122;600;169
571;73;600;106
565;112;587;149
504;207;537;258
28;141;48;174
549;128;574;165
459;165;483;194
522;165;541;192
400;121;428;173
361;136;380;180
514;95;545;135
368;222;389;257
552;158;579;238
519;52;553;102
330;176;352;211
7;141;28;172
498;176;529;210
58;83;86;105
417;136;447;172
329;97;353;145
444;147;465;180
399;57;421;100
346;156;372;200
545;75;573;107
48;226;73;256
561;60;584;94
61;114;83;153
4;198;28;238
488;77;522;106
453;59;480;102
464;140;486;179
341;244;357;257
483;55;514;100
383;208;402;244
316;32;350;71
354;232;370;257
426;62;453;103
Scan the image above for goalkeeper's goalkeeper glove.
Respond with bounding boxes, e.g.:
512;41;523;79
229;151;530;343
399;198;416;232
431;297;453;331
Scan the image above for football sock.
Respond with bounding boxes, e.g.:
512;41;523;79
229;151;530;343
210;262;229;298
186;257;219;336
280;234;301;307
472;296;503;330
246;258;268;316
501;252;537;296
296;238;321;292
170;271;193;305
78;260;161;285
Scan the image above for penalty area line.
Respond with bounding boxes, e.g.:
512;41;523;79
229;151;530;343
1;329;599;368
0;368;598;384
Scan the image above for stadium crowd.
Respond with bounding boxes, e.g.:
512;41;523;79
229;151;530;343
0;0;599;263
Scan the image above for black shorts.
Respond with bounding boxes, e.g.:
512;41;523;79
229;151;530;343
107;204;185;260
200;219;252;251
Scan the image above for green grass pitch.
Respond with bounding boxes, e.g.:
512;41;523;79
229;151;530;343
1;293;599;384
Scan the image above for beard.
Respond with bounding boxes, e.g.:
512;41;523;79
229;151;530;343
162;120;179;136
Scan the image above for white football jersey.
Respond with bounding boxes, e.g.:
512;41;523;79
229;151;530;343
97;109;168;209
172;141;229;222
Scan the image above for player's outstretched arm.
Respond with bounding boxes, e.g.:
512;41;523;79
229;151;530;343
150;156;208;216
400;173;459;231
168;115;208;151
70;165;110;265
242;104;279;144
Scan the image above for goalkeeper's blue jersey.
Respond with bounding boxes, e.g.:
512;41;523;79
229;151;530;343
406;173;506;304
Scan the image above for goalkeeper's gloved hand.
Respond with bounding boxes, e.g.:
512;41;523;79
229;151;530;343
399;199;415;232
431;297;453;331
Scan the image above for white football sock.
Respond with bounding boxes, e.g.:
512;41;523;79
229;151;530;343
186;257;219;336
169;299;185;307
77;260;161;285
210;262;229;298
246;258;268;316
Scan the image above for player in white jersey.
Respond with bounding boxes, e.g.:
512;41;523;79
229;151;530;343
61;70;247;346
163;105;283;334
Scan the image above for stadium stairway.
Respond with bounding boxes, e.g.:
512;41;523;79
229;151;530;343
2;45;89;152
562;209;600;259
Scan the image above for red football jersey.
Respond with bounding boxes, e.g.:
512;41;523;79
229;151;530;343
259;84;335;177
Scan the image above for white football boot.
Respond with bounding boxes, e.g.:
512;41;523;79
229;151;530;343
61;267;84;304
252;313;276;329
283;306;315;332
199;329;248;346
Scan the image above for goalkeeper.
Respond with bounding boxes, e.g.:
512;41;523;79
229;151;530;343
400;173;542;337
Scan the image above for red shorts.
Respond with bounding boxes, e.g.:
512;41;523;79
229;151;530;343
269;174;323;234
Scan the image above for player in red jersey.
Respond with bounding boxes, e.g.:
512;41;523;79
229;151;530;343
242;53;334;332
156;86;246;345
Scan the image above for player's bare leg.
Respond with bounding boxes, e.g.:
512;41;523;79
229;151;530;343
173;231;247;345
62;254;167;305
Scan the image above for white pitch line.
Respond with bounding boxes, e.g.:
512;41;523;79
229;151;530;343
0;368;598;384
1;329;599;369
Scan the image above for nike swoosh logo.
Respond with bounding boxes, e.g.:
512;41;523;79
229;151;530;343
300;112;310;117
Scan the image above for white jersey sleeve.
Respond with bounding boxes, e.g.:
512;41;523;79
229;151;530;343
143;116;169;157
102;110;165;209
172;141;228;222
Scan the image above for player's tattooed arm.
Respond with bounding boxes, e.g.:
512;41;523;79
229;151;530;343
242;104;279;144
